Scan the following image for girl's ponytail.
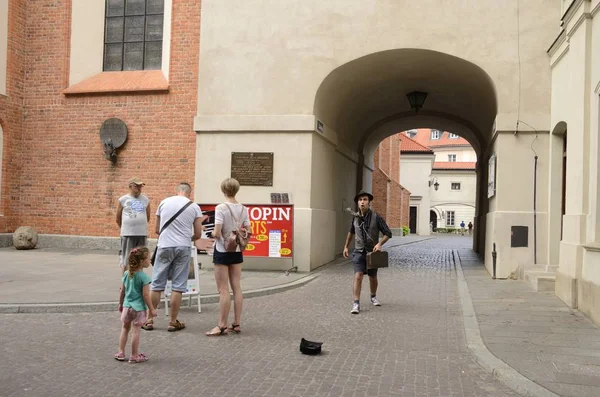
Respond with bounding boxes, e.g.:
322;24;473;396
127;246;150;277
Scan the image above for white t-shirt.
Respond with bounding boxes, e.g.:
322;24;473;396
214;202;250;253
156;195;203;248
119;194;149;236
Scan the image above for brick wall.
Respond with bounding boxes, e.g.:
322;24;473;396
1;0;201;237
372;134;410;231
0;0;27;233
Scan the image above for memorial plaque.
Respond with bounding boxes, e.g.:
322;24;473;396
231;152;274;186
100;118;128;148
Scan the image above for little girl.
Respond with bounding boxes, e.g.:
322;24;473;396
115;246;157;363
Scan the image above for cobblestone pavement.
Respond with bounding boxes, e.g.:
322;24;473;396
0;236;520;397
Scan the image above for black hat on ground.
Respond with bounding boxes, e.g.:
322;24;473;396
354;190;374;203
300;338;323;355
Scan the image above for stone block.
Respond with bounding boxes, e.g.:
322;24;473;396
13;226;38;250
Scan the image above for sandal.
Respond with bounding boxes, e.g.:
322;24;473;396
167;319;185;332
114;352;127;361
128;353;148;363
141;320;154;331
205;325;228;336
228;324;241;334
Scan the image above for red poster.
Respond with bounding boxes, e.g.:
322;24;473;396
197;204;293;258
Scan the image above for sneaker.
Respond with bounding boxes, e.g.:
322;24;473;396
350;303;360;314
371;296;382;306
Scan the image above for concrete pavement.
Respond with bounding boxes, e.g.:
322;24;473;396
0;236;517;397
458;248;600;397
0;235;432;313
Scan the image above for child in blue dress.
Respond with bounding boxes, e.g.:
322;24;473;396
115;247;157;363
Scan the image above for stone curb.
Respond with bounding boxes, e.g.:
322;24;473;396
0;274;319;314
452;249;560;397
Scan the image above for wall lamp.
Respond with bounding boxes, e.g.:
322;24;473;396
429;177;439;191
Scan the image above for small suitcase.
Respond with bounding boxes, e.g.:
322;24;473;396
367;251;388;269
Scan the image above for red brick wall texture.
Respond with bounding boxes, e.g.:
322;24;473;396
372;135;410;231
0;0;201;237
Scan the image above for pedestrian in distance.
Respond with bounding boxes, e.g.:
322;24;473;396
460;220;466;236
116;177;151;274
115;246;157;363
468;221;473;235
206;178;250;336
343;190;392;314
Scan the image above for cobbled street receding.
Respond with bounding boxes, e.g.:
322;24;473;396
0;237;520;397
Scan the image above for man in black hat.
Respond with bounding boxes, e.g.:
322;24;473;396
343;190;392;314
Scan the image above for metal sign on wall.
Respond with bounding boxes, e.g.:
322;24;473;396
231;152;274;186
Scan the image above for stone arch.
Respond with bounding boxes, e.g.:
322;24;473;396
314;49;497;155
313;48;497;255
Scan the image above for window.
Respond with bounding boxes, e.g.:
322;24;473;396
451;182;461;190
448;154;457;162
449;133;460;139
430;130;441;140
446;211;455;226
405;129;417;138
103;0;164;71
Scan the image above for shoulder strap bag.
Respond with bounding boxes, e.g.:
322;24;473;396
151;201;194;265
224;203;251;252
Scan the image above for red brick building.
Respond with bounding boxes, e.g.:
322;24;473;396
372;134;410;233
0;0;201;240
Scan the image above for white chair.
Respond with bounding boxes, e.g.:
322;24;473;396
164;244;202;315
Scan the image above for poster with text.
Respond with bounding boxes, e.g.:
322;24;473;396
197;204;293;258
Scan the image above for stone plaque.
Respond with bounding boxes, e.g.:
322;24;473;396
100;118;128;148
231;152;274;186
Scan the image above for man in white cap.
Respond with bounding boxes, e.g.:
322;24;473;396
116;177;151;273
343;190;392;314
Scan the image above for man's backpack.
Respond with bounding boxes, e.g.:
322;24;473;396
224;203;251;252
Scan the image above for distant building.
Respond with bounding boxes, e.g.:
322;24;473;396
400;129;476;234
398;135;434;235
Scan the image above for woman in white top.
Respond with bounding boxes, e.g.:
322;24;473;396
206;178;250;336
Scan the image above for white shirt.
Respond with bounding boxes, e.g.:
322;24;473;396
214;202;250;253
156;195;203;248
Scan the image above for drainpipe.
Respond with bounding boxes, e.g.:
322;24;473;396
533;155;538;265
492;243;497;279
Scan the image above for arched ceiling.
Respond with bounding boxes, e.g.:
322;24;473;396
314;49;498;155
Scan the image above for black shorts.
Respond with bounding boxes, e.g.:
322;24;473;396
213;247;243;266
352;251;378;277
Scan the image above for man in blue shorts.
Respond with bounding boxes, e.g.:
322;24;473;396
343;190;392;314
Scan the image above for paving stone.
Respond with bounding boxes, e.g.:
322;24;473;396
0;236;519;397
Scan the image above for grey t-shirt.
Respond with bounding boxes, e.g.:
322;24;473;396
119;194;149;236
156;195;203;248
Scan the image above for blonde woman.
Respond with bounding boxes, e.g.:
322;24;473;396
206;178;250;336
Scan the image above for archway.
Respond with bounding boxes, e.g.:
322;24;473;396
430;210;438;232
313;49;497;257
547;121;567;273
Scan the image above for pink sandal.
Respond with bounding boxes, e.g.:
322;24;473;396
114;352;127;361
128;353;148;363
